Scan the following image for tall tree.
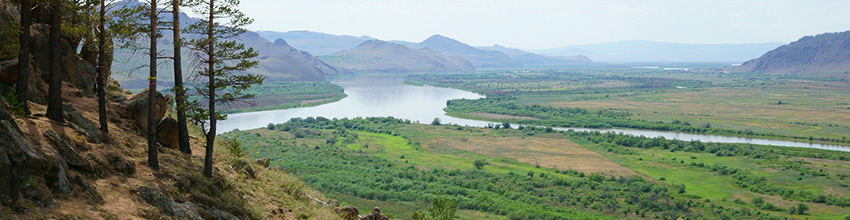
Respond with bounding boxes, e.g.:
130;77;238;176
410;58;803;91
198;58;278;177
186;0;264;177
171;0;190;154
16;0;31;115
147;0;159;170
96;0;108;134
46;0;64;123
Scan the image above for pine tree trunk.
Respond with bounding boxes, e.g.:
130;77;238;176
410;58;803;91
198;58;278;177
148;0;159;170
96;0;108;134
203;0;215;178
16;0;31;115
173;0;190;154
46;0;64;123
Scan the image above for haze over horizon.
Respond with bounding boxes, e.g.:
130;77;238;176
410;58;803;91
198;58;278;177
236;0;850;49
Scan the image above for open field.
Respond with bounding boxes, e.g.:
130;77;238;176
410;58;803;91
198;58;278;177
407;69;850;144
223;117;850;219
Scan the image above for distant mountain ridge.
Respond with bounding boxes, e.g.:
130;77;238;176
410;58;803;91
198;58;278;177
256;31;375;56
730;30;850;77
533;40;783;63
415;35;521;68
480;44;592;66
322;40;474;73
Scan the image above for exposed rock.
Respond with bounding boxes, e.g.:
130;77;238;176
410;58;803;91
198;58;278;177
43;130;91;170
360;207;390;220
62;104;102;143
0;144;13;207
254;158;270;168
105;152;135;176
123;88;167;134
156;117;179;149
19;175;53;206
335;206;359;220
1;120;47;171
0;59;17;86
243;166;256;179
40;145;72;194
135;186;203;220
71;175;103;204
85;153;108;178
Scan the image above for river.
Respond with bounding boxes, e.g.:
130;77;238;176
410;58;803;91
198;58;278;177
219;75;850;152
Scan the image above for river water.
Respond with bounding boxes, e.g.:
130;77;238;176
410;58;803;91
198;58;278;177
219;75;850;152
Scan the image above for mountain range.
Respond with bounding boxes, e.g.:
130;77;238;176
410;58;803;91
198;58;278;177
730;30;850;77
531;40;783;63
323;40;474;73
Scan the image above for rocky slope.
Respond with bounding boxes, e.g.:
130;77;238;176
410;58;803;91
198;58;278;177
730;30;850;78
322;40;474;73
415;35;521;68
0;0;340;219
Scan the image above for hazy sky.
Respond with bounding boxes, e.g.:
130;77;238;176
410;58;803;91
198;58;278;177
237;0;850;49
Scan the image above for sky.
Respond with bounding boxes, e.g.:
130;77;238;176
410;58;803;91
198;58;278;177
237;0;850;49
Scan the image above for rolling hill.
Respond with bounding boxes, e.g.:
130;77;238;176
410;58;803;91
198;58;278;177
320;40;474;73
730;30;850;77
415;35;521;68
256;30;374;56
480;44;592;66
533;40;783;63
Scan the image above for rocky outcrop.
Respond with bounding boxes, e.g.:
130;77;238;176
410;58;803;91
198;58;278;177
43;130;91;171
254;158;270;168
123;88;167;134
335;206;359;220
156;117;179;149
360;207;390;220
135;186;204;220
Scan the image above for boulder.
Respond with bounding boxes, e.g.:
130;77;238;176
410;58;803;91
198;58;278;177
71;174;103;205
135;186;203;220
123;88;167;135
0;144;13;207
62;104;101;143
1;120;47;171
40;145;71;194
156;117;179;149
43;130;91;170
360;207;390;220
105;152;135;176
254;158;270;168
335;206;359;220
0;59;17;86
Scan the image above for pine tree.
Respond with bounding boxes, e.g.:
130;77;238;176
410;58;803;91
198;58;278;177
96;0;108;134
171;0;191;154
185;0;264;177
147;0;159;170
16;0;31;115
46;0;64;123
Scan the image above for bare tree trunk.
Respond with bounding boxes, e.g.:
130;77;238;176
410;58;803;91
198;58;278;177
16;0;31;115
203;0;215;178
96;0;108;134
148;0;159;170
172;0;190;154
46;0;64;123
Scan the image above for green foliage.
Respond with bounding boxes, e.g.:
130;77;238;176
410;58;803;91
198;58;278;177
227;137;245;158
473;159;488;170
428;190;457;220
267;123;275;130
2;93;26;116
0;21;20;60
431;117;441;126
411;211;426;220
